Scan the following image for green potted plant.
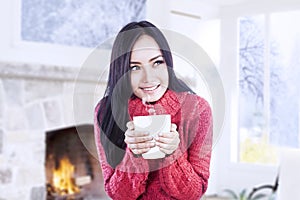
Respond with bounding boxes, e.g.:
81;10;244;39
223;175;278;200
223;188;267;200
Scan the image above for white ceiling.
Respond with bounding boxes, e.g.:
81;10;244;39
198;0;249;6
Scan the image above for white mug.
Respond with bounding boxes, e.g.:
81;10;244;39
133;114;171;159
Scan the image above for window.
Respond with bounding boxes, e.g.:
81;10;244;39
21;0;146;48
238;11;300;164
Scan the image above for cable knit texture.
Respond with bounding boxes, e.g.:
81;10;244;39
94;89;213;200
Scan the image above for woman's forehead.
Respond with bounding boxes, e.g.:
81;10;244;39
129;35;162;62
132;35;160;51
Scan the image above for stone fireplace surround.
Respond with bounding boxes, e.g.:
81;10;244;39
0;61;106;200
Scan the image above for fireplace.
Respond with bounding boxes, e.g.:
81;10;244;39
45;124;110;200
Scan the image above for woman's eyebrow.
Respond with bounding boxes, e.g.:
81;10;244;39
129;61;141;65
149;55;163;62
130;55;163;65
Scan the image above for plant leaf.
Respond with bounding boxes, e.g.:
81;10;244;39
223;189;239;199
240;189;247;198
251;193;267;200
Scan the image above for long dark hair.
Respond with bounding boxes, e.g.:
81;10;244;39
97;21;194;168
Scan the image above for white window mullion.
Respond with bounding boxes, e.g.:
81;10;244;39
299;99;300;146
12;0;21;45
264;13;271;141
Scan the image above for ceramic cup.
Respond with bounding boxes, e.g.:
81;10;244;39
133;114;171;159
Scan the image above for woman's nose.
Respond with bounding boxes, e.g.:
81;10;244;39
142;66;155;82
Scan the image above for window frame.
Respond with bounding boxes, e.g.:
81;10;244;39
238;10;300;164
0;0;102;67
214;1;300;194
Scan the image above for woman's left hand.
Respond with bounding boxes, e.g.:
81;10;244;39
155;123;180;155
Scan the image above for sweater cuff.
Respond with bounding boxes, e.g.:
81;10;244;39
116;147;149;173
160;147;184;168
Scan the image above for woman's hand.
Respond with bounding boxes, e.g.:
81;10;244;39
124;121;155;155
155;123;180;155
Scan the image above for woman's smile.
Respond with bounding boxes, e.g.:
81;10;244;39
141;84;159;91
140;84;161;93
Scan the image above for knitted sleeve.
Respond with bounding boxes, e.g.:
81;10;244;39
94;103;149;200
159;97;213;200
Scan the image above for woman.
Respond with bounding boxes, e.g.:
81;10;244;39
94;20;213;200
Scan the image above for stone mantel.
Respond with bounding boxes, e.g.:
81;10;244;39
0;61;102;83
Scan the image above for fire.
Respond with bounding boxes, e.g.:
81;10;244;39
52;156;80;195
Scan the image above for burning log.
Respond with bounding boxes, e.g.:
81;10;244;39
52;156;80;195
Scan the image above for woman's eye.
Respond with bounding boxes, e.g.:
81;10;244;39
153;60;164;67
130;65;140;71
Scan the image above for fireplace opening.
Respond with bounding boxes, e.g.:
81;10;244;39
45;124;109;200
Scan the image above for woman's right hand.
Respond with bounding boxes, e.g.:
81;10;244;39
124;121;155;155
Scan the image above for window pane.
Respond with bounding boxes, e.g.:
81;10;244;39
238;15;272;164
21;0;146;48
239;16;265;118
269;11;300;148
238;11;300;165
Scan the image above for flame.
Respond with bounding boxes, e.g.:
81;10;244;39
52;156;80;195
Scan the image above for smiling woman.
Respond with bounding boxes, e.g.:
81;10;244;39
94;20;213;200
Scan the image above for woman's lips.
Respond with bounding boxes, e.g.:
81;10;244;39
140;84;160;93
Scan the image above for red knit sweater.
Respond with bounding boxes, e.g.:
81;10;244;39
94;89;213;200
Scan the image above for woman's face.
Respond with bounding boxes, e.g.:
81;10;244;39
130;35;169;102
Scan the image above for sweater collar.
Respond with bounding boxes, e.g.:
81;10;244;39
128;89;182;118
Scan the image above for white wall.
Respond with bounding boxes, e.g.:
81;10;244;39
146;0;220;65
